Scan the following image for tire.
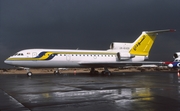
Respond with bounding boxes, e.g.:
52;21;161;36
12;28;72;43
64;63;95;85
54;70;59;75
102;71;112;76
107;72;112;76
27;72;32;77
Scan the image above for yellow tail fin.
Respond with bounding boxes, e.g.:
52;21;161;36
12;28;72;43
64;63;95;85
129;29;175;56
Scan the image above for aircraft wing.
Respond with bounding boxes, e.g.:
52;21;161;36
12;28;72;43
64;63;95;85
78;61;164;67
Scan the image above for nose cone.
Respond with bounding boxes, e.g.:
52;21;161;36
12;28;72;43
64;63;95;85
4;59;12;65
168;64;173;68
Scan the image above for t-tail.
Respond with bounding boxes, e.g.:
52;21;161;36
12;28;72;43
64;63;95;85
129;29;175;56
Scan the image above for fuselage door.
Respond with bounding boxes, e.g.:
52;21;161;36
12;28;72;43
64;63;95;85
32;52;37;57
66;54;71;61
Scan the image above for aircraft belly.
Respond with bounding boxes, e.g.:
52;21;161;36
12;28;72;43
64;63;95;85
10;61;81;68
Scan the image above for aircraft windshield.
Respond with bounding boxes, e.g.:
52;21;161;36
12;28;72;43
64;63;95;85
174;59;180;62
13;53;24;56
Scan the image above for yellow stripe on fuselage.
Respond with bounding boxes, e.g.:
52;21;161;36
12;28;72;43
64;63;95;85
38;52;53;60
7;58;39;61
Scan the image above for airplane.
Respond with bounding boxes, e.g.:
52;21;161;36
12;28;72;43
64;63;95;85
164;52;180;76
4;29;175;76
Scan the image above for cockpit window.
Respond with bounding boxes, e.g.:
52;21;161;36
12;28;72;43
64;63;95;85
173;53;178;58
14;53;24;56
13;53;17;56
174;59;180;62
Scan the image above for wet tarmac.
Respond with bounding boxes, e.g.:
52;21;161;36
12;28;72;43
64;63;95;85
0;72;180;111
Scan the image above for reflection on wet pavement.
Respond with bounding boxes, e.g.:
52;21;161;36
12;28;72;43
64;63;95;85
0;72;180;111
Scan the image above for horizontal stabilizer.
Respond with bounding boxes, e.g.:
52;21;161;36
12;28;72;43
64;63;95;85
145;29;176;34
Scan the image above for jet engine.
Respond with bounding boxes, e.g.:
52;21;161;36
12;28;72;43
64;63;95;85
109;42;132;50
116;52;135;61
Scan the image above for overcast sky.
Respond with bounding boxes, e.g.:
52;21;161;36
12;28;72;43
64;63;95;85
0;0;180;68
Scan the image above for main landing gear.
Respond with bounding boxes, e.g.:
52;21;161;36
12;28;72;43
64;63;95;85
90;67;112;76
90;68;99;75
101;67;112;76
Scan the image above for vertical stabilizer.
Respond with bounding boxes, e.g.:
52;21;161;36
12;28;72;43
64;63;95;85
129;29;175;56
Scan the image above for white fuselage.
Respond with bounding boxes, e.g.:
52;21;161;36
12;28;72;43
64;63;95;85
4;49;146;68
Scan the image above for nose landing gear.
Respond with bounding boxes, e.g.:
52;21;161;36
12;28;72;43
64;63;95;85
54;68;61;75
25;68;32;77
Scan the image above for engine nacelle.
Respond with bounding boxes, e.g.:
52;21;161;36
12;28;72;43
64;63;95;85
173;52;180;58
116;52;135;60
109;42;132;50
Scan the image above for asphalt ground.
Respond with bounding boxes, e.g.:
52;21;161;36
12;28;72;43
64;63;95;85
0;72;180;111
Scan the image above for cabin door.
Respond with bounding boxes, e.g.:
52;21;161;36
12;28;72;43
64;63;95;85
66;54;71;61
32;52;37;57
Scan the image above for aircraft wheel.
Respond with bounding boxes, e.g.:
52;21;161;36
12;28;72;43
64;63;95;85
101;71;112;76
54;70;59;75
27;72;32;77
90;70;99;75
107;71;112;76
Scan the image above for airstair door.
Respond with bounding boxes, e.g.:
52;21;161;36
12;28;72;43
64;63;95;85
66;54;71;61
